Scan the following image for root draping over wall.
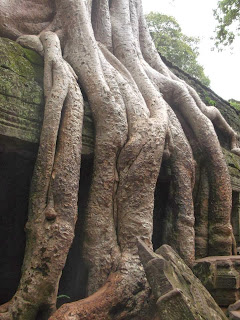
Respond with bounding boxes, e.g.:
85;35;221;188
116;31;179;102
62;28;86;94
0;0;239;319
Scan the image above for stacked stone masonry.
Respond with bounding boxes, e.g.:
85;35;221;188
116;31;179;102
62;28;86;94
194;256;240;307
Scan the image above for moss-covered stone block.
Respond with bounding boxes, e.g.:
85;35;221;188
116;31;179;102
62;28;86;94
138;240;227;319
0;37;43;81
0;37;94;155
223;148;240;192
0;37;44;145
194;256;240;307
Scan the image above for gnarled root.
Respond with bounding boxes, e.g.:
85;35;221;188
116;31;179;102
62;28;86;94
194;165;210;259
50;266;154;320
0;31;83;320
161;107;195;266
0;0;239;318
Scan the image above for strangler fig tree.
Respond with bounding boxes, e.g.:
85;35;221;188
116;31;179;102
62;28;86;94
0;0;239;319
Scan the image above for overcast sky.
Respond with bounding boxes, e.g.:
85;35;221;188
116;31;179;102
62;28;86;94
142;0;240;101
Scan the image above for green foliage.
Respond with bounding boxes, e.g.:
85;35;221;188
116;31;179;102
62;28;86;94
213;0;240;48
204;96;217;106
229;99;240;111
57;294;71;300
146;12;210;86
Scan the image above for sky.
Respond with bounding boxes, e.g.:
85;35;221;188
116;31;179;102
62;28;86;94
142;0;240;101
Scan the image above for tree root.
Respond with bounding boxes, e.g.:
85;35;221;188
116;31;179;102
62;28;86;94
0;31;83;320
194;165;210;259
161;107;195;266
0;0;239;318
49;268;154;320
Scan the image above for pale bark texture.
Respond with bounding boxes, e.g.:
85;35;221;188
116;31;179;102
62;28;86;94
0;0;239;319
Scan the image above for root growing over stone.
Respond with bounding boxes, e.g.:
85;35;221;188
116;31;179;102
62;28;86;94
0;0;239;319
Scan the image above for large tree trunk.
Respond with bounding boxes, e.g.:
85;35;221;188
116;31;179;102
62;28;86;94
0;0;239;319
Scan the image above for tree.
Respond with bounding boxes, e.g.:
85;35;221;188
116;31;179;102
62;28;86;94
0;0;239;319
146;12;210;86
214;0;240;48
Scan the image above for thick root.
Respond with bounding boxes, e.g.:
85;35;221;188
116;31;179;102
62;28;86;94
0;0;239;318
194;165;209;259
50;262;154;320
162;107;195;266
0;32;83;319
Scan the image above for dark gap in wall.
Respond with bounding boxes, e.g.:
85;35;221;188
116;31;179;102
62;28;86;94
0;148;35;304
152;161;171;251
57;156;93;307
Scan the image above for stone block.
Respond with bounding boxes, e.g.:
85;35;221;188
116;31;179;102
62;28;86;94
138;240;227;319
0;37;94;155
194;256;240;307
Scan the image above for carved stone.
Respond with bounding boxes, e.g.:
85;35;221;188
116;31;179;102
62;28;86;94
0;37;94;155
228;300;240;319
194;256;240;307
138;240;227;320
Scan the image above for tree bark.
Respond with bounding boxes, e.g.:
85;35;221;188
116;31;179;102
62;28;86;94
0;0;239;319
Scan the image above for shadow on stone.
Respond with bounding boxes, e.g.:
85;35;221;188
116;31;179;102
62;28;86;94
138;239;227;320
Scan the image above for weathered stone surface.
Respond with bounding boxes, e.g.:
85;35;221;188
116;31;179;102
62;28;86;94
165;55;240;193
0;37;43;144
194;256;240;307
0;37;94;155
138;240;227;320
1;37;239;164
223;148;240;192
162;54;240;138
0;38;94;303
228;300;240;319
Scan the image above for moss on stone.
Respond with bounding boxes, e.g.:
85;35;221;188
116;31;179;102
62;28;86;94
0;94;43;122
0;38;44;144
223;148;240;171
0;67;44;105
0;37;94;154
0;38;43;82
23;48;43;66
222;148;240;191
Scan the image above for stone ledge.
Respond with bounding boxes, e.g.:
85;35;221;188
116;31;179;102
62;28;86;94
0;37;94;155
194;256;240;307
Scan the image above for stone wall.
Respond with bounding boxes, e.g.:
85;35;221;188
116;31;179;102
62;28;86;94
0;37;94;156
0;37;239;179
0;37;240;306
0;37;94;304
